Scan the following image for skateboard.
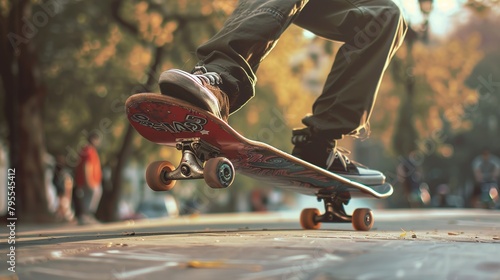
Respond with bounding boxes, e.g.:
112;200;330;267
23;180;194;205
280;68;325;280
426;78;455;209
126;93;393;231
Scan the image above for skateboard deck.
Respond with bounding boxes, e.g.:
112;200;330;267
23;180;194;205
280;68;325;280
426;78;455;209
126;93;393;230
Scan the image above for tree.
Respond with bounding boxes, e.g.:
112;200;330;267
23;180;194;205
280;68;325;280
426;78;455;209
370;8;484;156
448;14;500;193
38;0;235;221
0;0;236;221
0;0;51;221
465;0;500;15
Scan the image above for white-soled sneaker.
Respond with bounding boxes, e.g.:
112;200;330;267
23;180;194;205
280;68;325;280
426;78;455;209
158;67;230;121
291;127;385;186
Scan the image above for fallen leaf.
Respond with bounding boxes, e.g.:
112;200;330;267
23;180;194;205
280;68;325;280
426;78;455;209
190;213;200;219
448;232;460;236
400;228;407;238
186;260;261;271
187;260;226;269
493;237;500;240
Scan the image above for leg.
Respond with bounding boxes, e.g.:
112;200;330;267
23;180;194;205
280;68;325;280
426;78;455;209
291;0;406;184
294;0;407;139
73;187;83;219
160;0;310;119
195;0;310;113
88;186;102;214
81;187;93;215
75;187;100;224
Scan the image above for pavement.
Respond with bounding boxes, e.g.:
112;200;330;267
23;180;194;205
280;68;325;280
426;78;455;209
1;208;500;280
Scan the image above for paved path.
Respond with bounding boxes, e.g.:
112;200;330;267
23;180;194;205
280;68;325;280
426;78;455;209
1;209;500;280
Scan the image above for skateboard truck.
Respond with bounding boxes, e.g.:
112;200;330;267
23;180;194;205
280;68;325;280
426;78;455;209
315;193;352;224
145;138;235;191
300;192;375;231
167;138;218;181
175;138;221;163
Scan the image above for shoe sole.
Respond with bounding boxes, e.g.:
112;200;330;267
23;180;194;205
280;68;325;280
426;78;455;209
339;172;386;186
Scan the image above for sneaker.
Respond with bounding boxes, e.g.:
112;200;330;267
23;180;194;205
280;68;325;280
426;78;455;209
159;67;230;121
291;127;385;186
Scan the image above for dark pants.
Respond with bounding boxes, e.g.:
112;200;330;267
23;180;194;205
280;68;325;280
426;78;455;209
196;0;407;140
73;185;102;220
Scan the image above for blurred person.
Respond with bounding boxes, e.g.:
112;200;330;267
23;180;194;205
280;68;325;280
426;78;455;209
52;154;74;222
471;149;500;207
74;133;103;225
434;184;450;208
250;189;269;212
397;154;424;207
158;0;407;185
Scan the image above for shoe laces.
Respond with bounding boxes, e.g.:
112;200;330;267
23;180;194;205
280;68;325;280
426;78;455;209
326;147;351;171
193;66;223;86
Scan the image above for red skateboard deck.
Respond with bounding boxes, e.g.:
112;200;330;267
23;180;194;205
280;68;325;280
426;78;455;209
126;93;393;230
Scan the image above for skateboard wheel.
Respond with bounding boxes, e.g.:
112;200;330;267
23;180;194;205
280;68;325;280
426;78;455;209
145;161;176;191
352;208;374;231
204;157;235;189
300;208;321;230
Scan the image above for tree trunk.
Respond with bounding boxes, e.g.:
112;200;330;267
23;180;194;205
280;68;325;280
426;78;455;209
96;0;213;221
96;46;164;222
392;29;418;156
1;1;51;222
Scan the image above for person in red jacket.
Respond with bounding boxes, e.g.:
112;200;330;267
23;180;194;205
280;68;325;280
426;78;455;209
74;133;102;225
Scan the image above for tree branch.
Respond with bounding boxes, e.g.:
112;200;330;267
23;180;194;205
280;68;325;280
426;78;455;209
145;45;164;89
110;0;139;35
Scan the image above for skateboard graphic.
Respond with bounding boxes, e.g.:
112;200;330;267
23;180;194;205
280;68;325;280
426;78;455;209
126;93;393;231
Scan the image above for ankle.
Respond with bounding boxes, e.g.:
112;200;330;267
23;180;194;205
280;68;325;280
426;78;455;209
292;127;335;167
